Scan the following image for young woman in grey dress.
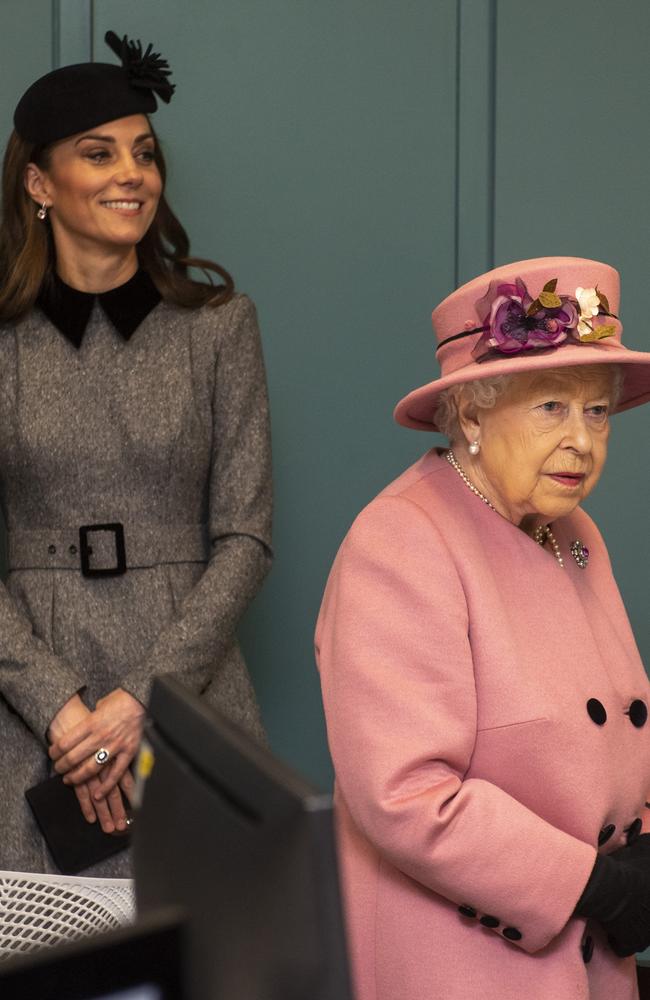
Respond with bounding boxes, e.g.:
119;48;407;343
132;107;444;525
0;32;272;875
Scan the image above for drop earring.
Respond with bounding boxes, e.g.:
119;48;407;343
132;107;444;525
36;203;48;220
468;440;480;456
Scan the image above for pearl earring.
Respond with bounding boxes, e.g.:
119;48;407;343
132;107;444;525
468;440;480;456
36;203;48;220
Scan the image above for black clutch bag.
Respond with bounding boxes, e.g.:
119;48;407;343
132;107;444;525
25;774;130;875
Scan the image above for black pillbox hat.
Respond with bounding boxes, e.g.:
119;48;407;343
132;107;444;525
14;31;175;147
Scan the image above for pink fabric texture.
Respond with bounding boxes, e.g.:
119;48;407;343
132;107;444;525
316;450;650;1000
394;257;650;430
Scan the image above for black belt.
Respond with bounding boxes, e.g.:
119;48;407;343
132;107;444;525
79;522;126;577
7;522;208;576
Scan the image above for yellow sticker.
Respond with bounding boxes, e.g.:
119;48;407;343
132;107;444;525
137;744;155;779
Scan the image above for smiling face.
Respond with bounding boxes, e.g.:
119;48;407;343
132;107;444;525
25;114;162;276
457;366;614;529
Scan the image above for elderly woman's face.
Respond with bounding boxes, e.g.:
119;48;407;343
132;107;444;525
467;368;613;526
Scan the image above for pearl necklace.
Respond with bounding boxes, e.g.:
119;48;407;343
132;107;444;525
446;450;564;568
446;449;496;510
533;524;564;568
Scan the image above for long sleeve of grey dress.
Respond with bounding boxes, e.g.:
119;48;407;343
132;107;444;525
116;293;273;721
0;290;272;873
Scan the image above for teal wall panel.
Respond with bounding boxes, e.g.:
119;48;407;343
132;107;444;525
53;0;92;66
91;1;458;785
455;0;496;284
0;1;54;140
494;0;650;670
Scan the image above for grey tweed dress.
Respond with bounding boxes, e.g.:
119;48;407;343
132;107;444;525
0;282;272;875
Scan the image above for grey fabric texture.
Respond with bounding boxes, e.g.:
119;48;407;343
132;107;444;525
0;292;272;875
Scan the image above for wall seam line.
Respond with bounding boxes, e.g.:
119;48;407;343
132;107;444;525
51;0;61;69
453;0;462;290
487;0;497;269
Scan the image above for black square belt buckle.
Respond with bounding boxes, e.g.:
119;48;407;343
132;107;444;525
79;523;127;578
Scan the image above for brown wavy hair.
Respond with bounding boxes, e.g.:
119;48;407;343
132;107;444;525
0;123;234;323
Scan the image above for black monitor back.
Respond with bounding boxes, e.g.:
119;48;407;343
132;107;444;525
134;676;353;1000
0;908;186;999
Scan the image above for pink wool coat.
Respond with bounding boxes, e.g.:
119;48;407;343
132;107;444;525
316;449;650;1000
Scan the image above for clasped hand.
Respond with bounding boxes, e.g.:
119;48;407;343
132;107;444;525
48;689;145;835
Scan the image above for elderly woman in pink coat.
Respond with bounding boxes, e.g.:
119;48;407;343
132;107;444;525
316;257;650;1000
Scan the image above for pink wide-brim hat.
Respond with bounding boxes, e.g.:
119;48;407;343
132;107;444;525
394;256;650;431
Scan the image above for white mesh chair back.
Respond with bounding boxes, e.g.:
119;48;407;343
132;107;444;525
0;871;134;960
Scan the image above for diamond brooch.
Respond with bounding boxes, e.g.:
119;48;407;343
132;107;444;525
570;540;589;569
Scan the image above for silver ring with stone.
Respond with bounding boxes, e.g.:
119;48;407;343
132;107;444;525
94;747;110;766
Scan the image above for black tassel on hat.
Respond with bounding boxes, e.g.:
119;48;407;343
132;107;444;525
13;30;175;147
104;30;175;105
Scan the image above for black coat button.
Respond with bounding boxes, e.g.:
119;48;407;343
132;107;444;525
627;700;648;728
626;818;642;845
480;915;500;928
47;544;56;555
502;927;522;941
68;544;78;556
587;699;607;725
458;904;477;919
582;935;594;964
598;824;616;846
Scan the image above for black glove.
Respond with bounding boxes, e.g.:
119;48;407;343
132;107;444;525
575;833;650;957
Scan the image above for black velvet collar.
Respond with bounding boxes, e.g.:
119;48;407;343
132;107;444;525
37;268;162;349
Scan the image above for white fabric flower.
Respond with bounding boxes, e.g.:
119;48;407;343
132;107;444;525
576;286;601;336
576;286;600;316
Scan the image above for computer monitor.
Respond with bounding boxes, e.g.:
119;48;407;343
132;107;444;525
134;676;354;1000
0;908;186;1000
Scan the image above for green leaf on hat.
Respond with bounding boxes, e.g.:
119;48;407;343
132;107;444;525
542;278;558;293
538;290;562;309
527;298;541;316
596;288;611;313
580;324;616;342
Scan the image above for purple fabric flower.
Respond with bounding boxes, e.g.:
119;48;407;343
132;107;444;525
474;278;578;356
